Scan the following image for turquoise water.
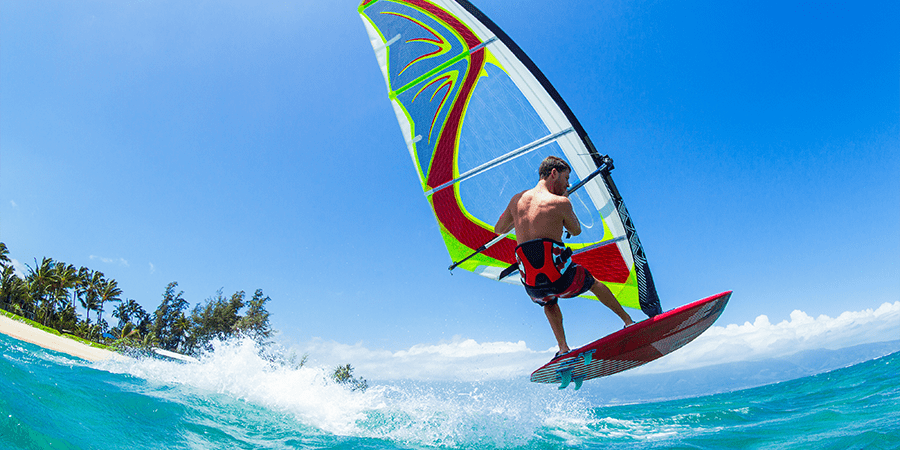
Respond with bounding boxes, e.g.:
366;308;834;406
1;333;898;449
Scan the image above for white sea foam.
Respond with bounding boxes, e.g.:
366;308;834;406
100;338;382;435
97;337;592;444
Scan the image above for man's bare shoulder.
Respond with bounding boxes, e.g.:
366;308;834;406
538;190;571;206
508;190;528;206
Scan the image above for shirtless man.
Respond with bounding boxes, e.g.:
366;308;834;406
494;156;634;358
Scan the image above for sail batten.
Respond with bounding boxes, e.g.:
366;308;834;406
424;127;575;196
360;0;662;317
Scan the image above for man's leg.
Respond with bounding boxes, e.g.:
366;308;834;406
544;302;570;354
590;280;635;327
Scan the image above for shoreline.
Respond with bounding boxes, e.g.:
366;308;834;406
0;314;124;362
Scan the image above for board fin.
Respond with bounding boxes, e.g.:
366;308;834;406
581;349;596;365
558;368;572;389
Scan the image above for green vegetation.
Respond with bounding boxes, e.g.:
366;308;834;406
0;242;273;355
331;364;369;392
1;242;365;390
0;308;114;351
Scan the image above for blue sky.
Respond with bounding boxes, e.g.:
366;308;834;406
2;0;898;363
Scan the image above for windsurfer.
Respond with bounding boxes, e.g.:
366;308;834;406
494;156;634;357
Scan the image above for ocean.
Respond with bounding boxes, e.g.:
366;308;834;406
1;333;898;449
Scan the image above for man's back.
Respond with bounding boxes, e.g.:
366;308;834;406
511;189;573;243
494;167;581;243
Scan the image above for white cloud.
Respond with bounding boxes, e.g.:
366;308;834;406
289;302;900;381
9;200;17;208
149;262;155;274
290;336;550;382
632;301;900;375
89;255;129;267
10;258;27;278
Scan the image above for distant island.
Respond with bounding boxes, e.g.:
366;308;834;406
0;242;366;391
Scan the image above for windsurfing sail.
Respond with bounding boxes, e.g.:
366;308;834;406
358;0;662;317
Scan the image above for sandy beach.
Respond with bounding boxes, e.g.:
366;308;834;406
0;314;123;362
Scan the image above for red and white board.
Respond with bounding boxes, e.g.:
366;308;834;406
531;291;732;389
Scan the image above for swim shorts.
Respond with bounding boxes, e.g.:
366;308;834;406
514;238;596;307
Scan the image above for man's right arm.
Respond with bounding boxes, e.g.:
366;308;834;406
560;198;581;237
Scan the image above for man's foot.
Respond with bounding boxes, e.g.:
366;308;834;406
553;349;573;361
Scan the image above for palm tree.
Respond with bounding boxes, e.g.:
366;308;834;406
1;265;30;314
0;243;18;311
97;278;123;326
50;263;78;310
173;314;191;352
1;265;14;307
113;300;130;331
44;263;78;329
26;257;57;325
80;270;104;324
113;299;145;333
0;242;10;267
119;321;137;340
73;266;91;313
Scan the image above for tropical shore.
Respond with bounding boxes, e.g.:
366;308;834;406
0;314;123;362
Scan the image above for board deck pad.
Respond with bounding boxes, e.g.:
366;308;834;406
531;291;731;389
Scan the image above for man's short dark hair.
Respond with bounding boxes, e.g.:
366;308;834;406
538;156;571;179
